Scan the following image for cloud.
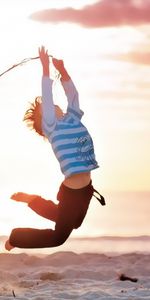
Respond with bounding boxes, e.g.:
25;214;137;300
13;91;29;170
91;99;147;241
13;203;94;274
107;51;150;65
30;0;150;28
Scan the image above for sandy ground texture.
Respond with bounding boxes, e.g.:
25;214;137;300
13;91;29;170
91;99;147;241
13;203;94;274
0;251;150;299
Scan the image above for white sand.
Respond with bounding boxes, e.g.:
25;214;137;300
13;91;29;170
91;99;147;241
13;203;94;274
0;250;150;299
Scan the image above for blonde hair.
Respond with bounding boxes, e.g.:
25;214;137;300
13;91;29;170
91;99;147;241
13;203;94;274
23;97;45;137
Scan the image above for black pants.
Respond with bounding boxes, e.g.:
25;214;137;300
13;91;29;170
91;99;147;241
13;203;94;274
9;181;94;248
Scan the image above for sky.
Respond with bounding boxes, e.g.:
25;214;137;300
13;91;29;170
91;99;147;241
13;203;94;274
0;0;150;240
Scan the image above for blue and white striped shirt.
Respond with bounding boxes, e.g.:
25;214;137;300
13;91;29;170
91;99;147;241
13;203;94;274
42;77;99;178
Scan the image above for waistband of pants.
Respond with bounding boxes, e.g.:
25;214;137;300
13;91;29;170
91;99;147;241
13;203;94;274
60;180;93;193
58;180;106;206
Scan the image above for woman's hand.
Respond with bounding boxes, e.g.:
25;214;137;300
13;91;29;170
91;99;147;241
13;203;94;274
52;58;64;72
53;58;70;81
38;46;50;77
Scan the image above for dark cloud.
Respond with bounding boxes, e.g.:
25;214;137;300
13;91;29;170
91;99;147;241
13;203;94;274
30;0;150;28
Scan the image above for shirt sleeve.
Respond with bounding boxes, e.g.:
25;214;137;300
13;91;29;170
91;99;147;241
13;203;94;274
41;76;56;136
61;79;84;120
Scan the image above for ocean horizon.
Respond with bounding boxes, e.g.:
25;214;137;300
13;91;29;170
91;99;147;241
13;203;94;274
1;234;150;256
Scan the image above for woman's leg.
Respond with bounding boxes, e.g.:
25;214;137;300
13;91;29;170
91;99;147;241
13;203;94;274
9;225;73;249
11;192;58;222
8;191;76;249
8;195;74;249
8;182;93;249
28;197;58;222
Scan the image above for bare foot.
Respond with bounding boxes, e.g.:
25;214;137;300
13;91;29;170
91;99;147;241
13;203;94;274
10;192;38;204
5;240;14;251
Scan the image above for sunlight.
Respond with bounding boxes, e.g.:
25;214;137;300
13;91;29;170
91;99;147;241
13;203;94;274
0;0;149;237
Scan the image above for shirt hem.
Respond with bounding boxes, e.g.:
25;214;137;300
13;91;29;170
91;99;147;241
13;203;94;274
64;165;99;178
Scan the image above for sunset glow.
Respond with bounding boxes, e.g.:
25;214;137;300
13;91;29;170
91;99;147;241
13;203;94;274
0;0;150;238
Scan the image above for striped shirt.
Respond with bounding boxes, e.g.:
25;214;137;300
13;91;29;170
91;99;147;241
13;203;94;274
42;76;99;178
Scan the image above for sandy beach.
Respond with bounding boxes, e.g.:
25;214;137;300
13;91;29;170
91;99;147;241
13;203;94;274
0;236;150;300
